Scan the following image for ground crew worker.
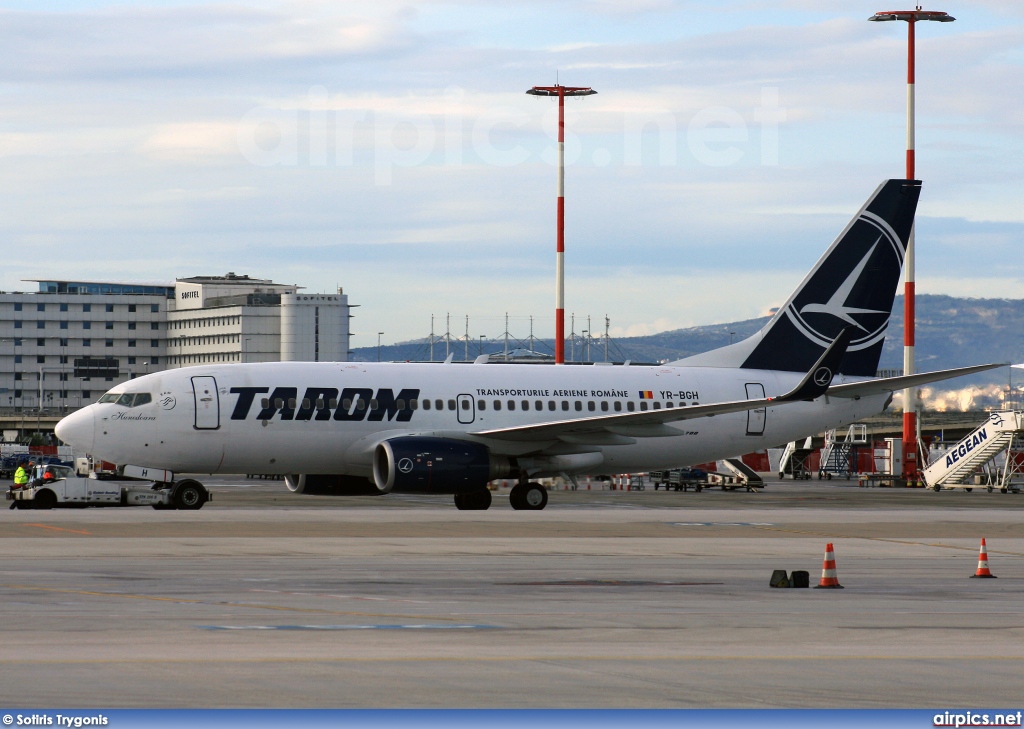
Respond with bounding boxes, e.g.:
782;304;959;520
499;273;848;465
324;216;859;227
13;460;29;489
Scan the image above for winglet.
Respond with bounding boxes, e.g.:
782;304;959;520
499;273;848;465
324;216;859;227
774;327;853;402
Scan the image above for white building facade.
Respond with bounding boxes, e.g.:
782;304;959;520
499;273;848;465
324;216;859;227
166;274;351;367
280;293;351;362
0;280;172;411
0;274;353;413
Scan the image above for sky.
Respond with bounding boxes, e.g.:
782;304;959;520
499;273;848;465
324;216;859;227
0;1;1021;349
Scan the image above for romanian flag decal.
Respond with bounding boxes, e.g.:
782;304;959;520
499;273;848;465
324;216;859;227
639;391;654;399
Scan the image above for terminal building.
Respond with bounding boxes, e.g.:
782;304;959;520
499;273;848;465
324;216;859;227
0;274;352;412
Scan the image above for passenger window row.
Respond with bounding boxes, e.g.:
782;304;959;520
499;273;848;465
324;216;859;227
97;391;692;414
244;396;692;414
257;396;433;412
248;395;692;413
479;399;685;412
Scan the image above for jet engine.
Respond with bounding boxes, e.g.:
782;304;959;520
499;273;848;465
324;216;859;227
284;473;383;496
373;437;511;494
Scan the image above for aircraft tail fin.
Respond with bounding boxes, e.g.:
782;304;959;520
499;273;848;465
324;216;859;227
675;179;921;377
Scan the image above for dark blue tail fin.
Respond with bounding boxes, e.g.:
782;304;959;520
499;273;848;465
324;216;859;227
676;179;920;377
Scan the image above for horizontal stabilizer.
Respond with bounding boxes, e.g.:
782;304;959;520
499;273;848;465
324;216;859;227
828;363;1006;399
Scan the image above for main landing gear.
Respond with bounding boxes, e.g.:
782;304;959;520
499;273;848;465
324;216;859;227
510;482;548;511
451;480;550;511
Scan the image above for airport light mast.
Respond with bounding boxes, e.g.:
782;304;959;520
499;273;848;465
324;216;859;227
526;83;597;364
869;8;954;484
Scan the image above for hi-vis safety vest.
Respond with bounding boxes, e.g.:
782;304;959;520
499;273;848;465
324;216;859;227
13;467;28;485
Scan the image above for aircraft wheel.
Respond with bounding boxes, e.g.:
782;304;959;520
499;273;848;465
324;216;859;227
511;483;547;510
173;480;207;510
454;490;491;510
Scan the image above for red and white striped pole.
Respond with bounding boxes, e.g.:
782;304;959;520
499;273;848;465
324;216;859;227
869;9;954;483
556;87;566;365
526;83;597;364
904;16;917;484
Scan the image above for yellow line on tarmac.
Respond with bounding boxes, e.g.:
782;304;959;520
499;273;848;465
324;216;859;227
0;584;461;622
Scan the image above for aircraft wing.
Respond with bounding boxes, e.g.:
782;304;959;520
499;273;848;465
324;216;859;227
474;327;854;443
475;394;799;442
827;363;1006;399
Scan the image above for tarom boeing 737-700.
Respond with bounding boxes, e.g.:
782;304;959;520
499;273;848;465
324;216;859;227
54;179;1003;510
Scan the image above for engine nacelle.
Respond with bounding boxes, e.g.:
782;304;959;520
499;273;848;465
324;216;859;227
373;437;511;494
284;474;384;496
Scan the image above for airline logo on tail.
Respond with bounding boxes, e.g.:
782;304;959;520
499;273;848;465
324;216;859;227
784;211;905;353
799;240;887;329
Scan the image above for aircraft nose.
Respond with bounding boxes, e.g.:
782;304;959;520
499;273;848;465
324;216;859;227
55;406;95;452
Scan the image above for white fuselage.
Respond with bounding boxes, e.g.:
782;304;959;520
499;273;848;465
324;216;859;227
56;361;888;478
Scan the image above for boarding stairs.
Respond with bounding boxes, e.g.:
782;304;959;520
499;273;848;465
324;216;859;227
779;437;814;479
719;458;763;489
996;442;1024;494
818;424;867;479
922;411;1024;490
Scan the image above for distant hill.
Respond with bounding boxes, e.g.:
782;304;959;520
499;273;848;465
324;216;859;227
878;295;1024;372
354;295;1024;375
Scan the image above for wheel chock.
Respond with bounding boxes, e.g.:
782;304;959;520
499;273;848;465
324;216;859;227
789;570;810;588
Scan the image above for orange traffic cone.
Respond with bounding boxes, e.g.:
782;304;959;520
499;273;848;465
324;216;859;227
971;538;997;579
814;542;844;589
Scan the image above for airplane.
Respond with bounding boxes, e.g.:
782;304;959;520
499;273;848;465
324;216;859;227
54;179;1002;510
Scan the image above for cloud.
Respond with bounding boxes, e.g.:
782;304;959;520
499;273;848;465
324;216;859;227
0;4;420;83
0;1;1019;350
140;122;242;163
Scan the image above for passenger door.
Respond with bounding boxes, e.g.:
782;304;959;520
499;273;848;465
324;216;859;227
192;376;220;430
745;382;766;436
457;394;475;424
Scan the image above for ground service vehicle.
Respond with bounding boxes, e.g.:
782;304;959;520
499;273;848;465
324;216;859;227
6;464;208;510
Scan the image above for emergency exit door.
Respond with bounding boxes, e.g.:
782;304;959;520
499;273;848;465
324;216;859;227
457;394;475;424
745;383;766;436
192;376;220;430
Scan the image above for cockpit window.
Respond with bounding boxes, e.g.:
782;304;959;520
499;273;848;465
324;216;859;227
101;392;153;407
